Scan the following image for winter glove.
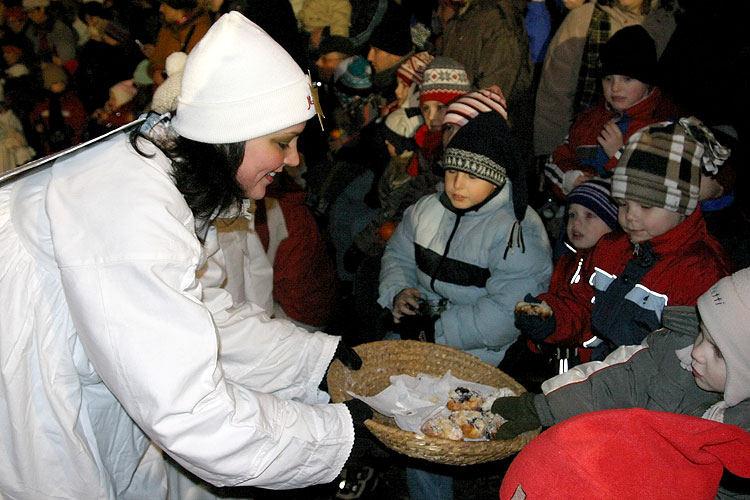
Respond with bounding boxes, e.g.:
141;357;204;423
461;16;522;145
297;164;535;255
394;313;437;343
515;293;556;342
344;398;373;429
343;244;366;274
334;341;363;370
490;392;541;440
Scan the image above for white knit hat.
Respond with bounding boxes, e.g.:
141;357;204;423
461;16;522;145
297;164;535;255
172;12;316;143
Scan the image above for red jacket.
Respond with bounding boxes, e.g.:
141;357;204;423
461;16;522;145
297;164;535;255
553;208;732;359
544;88;679;200
535;245;596;362
255;190;337;328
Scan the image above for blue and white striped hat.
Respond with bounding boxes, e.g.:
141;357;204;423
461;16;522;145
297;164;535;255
567;178;619;230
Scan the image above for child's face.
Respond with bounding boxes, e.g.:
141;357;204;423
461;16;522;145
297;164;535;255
615;198;683;243
444;169;496;209
442;122;460;148
691;323;727;394
567;203;612;250
395;80;410;106
385;139;397;157
602;75;650;112
421;100;448;131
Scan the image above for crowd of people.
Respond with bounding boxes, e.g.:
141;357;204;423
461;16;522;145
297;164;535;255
0;0;749;499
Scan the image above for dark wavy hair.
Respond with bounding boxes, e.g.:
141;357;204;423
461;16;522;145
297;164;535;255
130;117;246;241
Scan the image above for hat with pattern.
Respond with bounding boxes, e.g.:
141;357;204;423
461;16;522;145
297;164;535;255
396;51;434;86
611;116;731;215
442;85;508;128
443;111;527;220
419;56;471;105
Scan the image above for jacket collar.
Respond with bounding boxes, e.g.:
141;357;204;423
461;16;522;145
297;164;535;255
604;87;664;120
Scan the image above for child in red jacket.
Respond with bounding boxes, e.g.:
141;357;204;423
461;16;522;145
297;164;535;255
518;117;733;361
544;25;679;200
517;178;619;369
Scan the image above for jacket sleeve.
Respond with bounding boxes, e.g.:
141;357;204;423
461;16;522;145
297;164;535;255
534;340;659;427
377;201;421;310
437;215;553;353
540;253;596;346
50;162;352;489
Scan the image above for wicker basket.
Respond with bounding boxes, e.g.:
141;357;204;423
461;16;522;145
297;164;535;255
327;339;540;466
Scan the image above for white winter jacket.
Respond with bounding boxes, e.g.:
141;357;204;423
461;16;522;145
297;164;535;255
0;128;353;499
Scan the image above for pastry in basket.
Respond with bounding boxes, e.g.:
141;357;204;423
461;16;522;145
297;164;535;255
446;387;484;411
449;410;487;439
421;415;463;441
483;411;507;440
514;300;553;318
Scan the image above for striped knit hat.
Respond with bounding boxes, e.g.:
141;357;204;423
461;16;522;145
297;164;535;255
419;56;471;105
396;51;434;86
567;178;619;230
611;117;731;215
442;85;508;128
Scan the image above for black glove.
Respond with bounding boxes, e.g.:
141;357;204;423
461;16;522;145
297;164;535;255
394;313;437;343
490;392;541;440
334;341;362;370
344;398;373;429
515;293;556;342
343;244;366;274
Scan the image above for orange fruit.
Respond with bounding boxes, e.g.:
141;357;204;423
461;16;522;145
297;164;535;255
379;220;396;241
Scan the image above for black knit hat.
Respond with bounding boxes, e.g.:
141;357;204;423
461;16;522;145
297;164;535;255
318;35;354;57
599;25;657;85
368;2;413;57
442;111;527;220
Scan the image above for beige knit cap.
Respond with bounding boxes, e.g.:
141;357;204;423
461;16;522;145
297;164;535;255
697;268;750;406
151;52;187;114
172;12;316;143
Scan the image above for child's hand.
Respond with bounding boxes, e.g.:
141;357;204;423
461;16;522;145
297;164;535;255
392;288;420;323
597;119;624;158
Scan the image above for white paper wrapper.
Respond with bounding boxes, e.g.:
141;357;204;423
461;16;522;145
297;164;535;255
348;370;516;437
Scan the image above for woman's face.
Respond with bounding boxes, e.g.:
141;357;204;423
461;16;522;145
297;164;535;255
235;122;305;200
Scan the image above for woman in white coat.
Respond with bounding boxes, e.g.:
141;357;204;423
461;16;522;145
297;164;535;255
0;12;364;499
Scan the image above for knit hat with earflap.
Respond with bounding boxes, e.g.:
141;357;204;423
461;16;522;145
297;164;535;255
442;111;527;221
383;107;423;155
151;51;187;113
611;116;731;215
172;12;316;143
419;57;471;105
697;268;750;407
499;408;750;500
396;51;434;86
442;85;508;129
599;25;657;85
567;178;619;231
